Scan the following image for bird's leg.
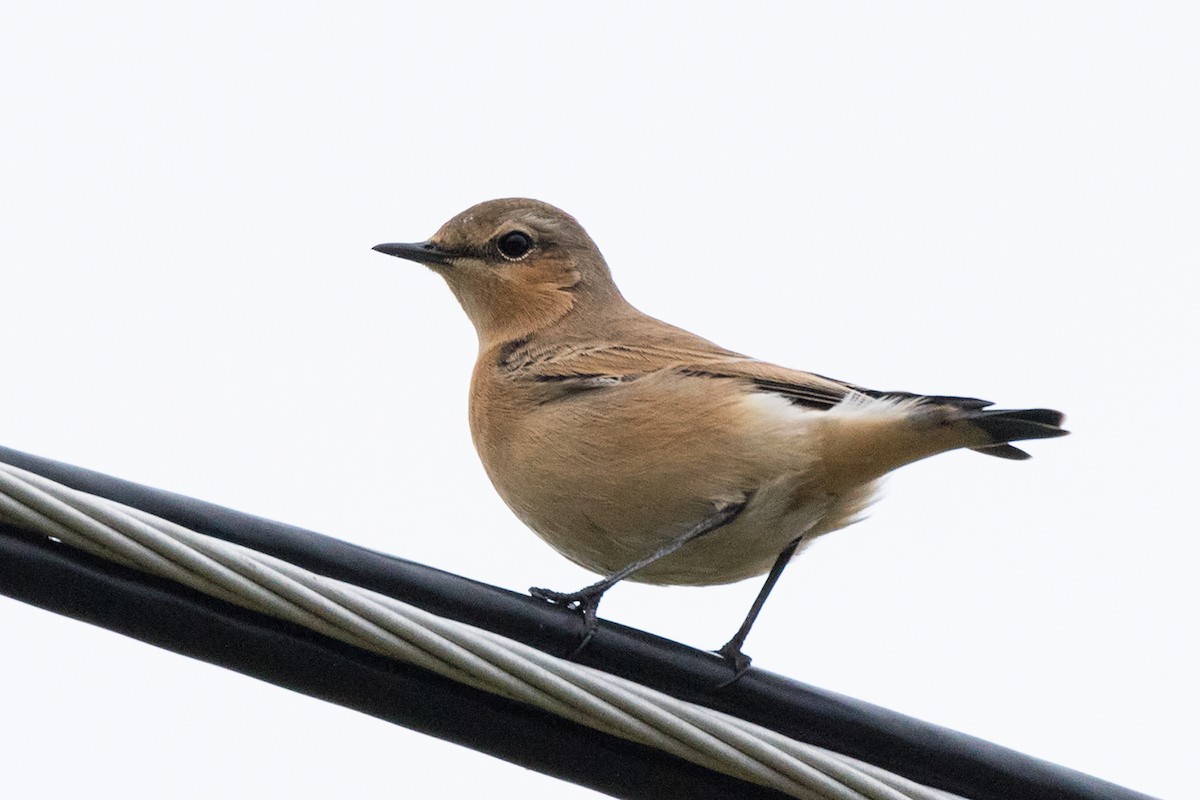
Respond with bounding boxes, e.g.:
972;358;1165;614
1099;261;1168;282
714;537;803;685
531;500;747;656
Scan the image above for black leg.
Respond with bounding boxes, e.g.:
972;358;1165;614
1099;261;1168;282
714;537;803;684
531;500;747;656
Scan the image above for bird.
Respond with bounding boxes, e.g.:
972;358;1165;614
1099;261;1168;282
373;198;1067;675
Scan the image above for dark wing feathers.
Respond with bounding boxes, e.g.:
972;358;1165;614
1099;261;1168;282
745;376;857;409
860;389;994;410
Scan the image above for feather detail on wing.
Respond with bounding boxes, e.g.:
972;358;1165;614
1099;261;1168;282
498;337;879;409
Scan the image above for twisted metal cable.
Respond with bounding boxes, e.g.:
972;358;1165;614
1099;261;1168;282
0;462;963;800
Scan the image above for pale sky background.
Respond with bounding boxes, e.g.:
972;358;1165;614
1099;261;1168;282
1;4;1196;799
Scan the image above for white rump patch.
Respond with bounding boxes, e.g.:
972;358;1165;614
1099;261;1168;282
739;388;918;424
826;392;920;419
738;390;815;425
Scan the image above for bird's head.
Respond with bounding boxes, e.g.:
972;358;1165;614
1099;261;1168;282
374;199;622;347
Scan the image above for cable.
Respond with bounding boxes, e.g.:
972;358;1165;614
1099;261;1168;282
0;446;1156;800
0;461;960;800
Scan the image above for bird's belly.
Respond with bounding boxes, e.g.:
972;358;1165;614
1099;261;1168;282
472;377;878;586
508;468;876;586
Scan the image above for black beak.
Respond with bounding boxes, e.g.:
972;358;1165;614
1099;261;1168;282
371;241;456;267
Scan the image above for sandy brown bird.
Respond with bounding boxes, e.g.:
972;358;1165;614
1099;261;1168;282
373;198;1067;673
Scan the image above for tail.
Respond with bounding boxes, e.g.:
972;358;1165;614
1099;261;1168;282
862;388;1069;460
961;407;1069;460
814;393;1067;491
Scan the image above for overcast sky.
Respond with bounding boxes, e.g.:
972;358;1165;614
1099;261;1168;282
1;4;1196;799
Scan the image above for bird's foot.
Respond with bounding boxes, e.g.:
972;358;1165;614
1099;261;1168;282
712;639;753;689
529;584;605;657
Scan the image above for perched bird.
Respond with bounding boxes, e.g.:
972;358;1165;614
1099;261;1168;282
373;198;1067;673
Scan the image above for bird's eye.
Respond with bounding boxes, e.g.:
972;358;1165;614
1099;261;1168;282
497;230;534;260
